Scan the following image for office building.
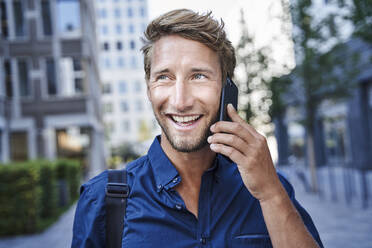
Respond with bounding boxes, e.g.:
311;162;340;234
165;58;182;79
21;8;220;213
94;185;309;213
0;0;105;177
95;0;160;151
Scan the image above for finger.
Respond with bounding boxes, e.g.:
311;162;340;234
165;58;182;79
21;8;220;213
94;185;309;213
210;121;255;144
207;133;249;156
209;143;246;164
227;104;262;139
226;104;246;126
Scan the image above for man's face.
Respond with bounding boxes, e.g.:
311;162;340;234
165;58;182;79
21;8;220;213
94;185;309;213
147;35;222;152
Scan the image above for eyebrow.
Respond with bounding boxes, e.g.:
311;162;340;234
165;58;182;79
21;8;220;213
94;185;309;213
190;67;214;74
151;67;215;76
152;68;170;75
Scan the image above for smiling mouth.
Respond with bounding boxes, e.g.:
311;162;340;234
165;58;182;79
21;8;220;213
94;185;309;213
168;114;202;126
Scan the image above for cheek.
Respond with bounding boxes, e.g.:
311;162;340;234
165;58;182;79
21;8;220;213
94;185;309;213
195;85;221;107
148;86;170;108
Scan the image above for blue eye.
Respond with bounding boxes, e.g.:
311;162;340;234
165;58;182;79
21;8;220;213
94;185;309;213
194;73;206;80
157;75;168;80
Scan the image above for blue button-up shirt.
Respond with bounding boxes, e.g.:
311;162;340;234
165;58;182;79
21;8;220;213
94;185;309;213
72;136;323;247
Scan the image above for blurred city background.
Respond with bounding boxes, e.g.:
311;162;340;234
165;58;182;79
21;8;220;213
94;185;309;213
0;0;371;247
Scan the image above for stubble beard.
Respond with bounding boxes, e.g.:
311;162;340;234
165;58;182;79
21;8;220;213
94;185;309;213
154;110;219;153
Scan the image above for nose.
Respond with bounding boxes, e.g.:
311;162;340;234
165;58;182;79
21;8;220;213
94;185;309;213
170;79;193;112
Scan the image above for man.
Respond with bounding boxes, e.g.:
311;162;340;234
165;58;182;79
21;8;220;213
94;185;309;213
72;9;323;248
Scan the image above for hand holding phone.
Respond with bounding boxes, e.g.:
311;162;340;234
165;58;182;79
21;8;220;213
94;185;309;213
218;78;238;122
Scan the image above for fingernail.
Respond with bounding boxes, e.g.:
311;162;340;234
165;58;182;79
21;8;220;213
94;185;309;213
210;124;215;131
228;103;235;110
210;144;216;150
207;136;212;143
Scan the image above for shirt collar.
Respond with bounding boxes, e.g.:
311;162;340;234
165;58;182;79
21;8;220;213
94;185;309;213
148;136;179;191
148;136;221;191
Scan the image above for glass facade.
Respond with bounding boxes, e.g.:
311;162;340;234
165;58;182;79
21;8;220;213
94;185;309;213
4;60;12;97
0;1;8;38
57;0;81;36
46;58;57;96
119;81;127;93
17;59;30;97
41;0;53;35
13;0;26;37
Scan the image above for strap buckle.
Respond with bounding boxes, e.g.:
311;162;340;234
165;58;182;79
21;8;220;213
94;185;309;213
105;183;129;198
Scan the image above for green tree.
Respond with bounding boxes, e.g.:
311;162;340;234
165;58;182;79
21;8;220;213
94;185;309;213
111;143;140;163
235;9;272;129
348;0;372;43
290;0;362;192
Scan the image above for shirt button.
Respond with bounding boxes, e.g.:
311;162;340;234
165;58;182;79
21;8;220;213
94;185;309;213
175;204;182;210
200;237;207;245
157;184;163;190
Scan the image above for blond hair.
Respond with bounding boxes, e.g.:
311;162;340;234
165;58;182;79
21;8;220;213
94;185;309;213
141;9;236;83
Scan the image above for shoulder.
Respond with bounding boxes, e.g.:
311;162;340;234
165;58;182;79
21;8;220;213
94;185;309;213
125;155;149;174
79;155;149;198
79;170;108;198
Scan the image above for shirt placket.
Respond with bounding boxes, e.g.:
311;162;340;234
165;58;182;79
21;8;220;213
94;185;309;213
197;171;213;248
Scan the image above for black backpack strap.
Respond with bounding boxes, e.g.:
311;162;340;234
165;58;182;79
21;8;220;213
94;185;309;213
105;169;129;248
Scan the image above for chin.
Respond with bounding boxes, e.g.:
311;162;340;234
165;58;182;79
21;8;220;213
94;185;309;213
164;130;209;153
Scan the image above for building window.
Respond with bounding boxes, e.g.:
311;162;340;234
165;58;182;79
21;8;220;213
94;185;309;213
103;42;109;51
59;57;85;96
101;25;108;35
102;83;112;94
131;56;137;69
57;0;81;36
120;101;129;112
10;131;28;161
104;122;115;137
0;1;9;38
129;24;134;33
18;59;30;97
127;7;133;17
13;0;26;37
135;100;143;111
115;24;122;34
122;120;131;132
139;7;145;17
130;40;135;50
114;8;121;18
74;78;83;94
134;81;141;92
41;0;53;35
119;81;127;93
103;102;113;113
117;57;125;68
103;57;111;68
98;8;107;18
116;41;122;50
73;58;82;71
46;58;57;95
3;60;12;97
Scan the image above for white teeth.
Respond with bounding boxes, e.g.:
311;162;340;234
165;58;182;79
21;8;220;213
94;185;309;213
171;115;200;123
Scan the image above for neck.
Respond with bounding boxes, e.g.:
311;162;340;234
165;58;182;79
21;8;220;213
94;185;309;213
160;133;215;218
160;133;216;183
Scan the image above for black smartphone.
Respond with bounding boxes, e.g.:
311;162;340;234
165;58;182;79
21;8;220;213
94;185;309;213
218;77;238;122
